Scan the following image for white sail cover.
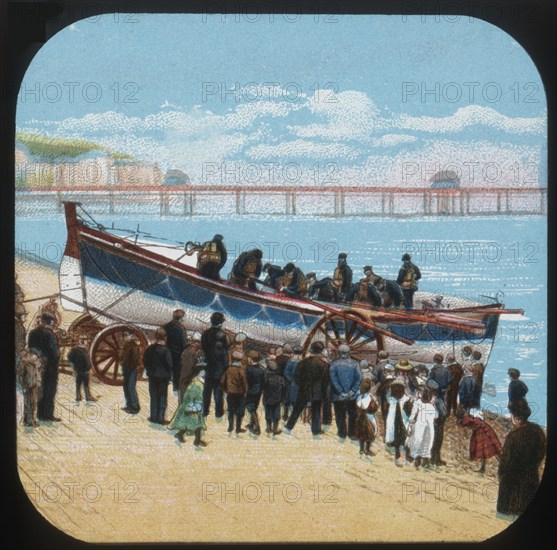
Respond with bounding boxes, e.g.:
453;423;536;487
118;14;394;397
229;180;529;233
59;255;86;312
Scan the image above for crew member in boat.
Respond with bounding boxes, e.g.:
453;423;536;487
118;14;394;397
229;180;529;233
197;234;227;280
262;263;285;291
279;263;308;299
309;276;341;303
333;253;353;302
231;248;263;291
397;253;422;309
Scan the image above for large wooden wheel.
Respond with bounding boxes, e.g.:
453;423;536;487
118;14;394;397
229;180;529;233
90;324;148;386
303;311;384;362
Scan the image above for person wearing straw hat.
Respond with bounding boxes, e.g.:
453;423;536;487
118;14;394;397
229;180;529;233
394;358;414;393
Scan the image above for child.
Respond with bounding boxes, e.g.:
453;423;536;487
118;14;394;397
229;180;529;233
459;408;502;474
170;368;207;447
385;380;413;466
245;350;265;435
406;386;438;469
220;350;248;434
262;360;285;435
354;379;379;456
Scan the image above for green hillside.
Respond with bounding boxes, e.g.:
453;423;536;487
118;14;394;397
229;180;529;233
16;132;133;160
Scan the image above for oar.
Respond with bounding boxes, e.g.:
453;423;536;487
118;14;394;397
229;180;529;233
349;300;485;332
251;277;415;346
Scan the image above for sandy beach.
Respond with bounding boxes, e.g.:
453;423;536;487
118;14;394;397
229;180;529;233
16;257;522;543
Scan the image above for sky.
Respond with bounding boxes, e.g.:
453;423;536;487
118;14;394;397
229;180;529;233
16;13;547;186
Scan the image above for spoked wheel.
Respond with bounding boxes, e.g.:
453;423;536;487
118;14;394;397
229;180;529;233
303;311;384;362
90;324;148;386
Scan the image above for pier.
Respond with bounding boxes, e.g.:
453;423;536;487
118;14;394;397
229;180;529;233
16;186;547;218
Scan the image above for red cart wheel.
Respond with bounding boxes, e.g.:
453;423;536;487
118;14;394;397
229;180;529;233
90;324;147;386
303;311;384;362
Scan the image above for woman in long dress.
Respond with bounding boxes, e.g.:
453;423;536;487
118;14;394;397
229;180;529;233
497;398;546;518
405;386;438;469
170;370;208;447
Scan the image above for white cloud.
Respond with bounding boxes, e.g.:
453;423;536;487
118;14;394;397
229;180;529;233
370;134;417;147
289;90;380;141
394;105;545;135
246;139;360;161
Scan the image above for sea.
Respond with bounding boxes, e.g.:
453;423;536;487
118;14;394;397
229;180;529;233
15;204;547;426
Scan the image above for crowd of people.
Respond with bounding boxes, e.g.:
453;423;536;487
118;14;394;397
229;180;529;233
15;288;546;521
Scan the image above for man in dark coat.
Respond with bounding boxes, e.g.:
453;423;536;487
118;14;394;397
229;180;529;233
309;277;341;303
163;309;189;392
507;368;529;412
446;354;463;416
497;398;546;518
143;327;173;424
329;344;363;439
285;341;329;436
333;253;353;302
396;253;421;309
471;351;485;408
67;336;97;402
280;263;307;298
428;379;448;466
197;234;227;280
428;353;452;401
262;263;285;291
458;369;477;417
283;345;303;422
28;313;61;422
263;360;286;435
231;249;263;290
201;312;229;418
245;350;265;435
121;330;142;414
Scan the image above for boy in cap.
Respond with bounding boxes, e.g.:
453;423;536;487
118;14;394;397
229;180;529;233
67;335;97;402
262;360;286;435
245;350;265;435
220;350;248;434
